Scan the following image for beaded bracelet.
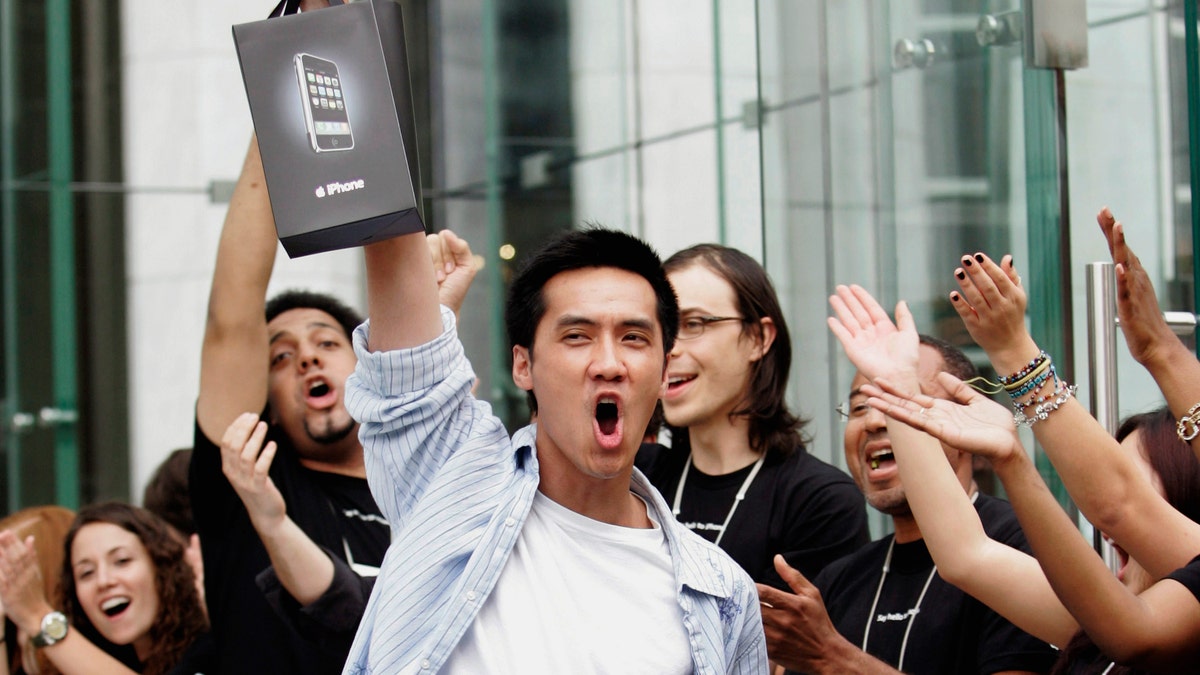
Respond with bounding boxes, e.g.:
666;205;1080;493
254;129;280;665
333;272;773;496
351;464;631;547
1177;403;1200;442
1013;382;1077;427
999;351;1050;386
1016;375;1062;410
1008;365;1055;400
1004;358;1051;393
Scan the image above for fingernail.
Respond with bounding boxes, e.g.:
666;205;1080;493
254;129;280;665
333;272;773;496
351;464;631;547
950;292;960;302
963;257;973;267
955;270;965;280
1007;256;1015;267
974;253;984;263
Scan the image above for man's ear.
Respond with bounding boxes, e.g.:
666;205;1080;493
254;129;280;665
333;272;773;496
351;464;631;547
749;317;776;362
512;345;534;391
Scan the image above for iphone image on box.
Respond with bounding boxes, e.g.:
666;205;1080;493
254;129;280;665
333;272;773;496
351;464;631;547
294;53;354;152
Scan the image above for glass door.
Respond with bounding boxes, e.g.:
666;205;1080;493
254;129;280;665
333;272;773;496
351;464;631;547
1;0;81;512
756;0;1031;491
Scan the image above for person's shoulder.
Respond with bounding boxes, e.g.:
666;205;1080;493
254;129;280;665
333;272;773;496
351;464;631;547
769;445;860;496
777;445;855;480
813;536;889;590
635;441;688;487
165;631;217;675
634;441;669;474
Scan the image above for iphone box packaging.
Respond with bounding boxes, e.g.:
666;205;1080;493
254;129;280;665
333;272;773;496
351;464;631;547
233;0;424;257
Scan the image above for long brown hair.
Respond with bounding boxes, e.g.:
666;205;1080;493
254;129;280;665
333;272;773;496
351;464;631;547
59;502;207;675
664;244;809;457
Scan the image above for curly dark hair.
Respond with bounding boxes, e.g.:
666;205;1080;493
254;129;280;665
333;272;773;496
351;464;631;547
662;244;809;457
59;502;207;675
265;289;363;340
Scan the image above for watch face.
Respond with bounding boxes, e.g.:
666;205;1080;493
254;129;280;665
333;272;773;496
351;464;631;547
43;611;68;640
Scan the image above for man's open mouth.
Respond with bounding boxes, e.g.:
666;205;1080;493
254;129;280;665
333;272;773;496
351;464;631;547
868;449;895;470
308;379;331;398
596;397;619;436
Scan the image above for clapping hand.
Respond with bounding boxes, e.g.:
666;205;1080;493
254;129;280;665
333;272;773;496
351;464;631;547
1097;208;1179;367
827;284;919;390
949;253;1037;370
221;413;285;534
862;374;1024;465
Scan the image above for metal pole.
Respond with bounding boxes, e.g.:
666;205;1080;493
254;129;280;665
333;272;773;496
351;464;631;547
1085;261;1120;574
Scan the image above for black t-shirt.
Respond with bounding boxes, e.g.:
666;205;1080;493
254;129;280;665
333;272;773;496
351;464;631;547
190;420;389;675
636;442;870;589
800;494;1057;675
164;632;217;675
1166;553;1200;600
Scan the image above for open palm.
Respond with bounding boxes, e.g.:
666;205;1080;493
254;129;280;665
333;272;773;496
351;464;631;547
827;284;919;385
862;373;1023;463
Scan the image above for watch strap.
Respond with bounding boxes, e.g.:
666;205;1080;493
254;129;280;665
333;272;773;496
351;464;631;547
31;611;68;648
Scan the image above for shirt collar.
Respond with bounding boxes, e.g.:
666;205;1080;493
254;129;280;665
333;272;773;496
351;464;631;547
631;467;739;599
512;425;738;600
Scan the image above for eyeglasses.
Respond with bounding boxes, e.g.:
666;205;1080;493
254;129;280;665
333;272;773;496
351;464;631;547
835;397;871;421
677;315;744;341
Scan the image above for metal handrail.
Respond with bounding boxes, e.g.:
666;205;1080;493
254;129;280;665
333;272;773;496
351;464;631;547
1086;262;1197;573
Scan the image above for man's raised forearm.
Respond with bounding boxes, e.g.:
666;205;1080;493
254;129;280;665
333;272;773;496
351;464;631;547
363;233;443;352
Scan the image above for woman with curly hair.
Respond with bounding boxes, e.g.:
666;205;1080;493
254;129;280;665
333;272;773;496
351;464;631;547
0;502;211;675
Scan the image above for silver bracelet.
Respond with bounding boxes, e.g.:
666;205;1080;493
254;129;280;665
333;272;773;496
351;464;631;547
1177;402;1200;442
1013;384;1077;427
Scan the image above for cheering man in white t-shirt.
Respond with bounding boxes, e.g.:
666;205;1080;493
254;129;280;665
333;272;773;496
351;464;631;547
341;227;766;674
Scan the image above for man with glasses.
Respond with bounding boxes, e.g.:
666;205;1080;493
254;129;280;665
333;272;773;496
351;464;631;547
759;334;1056;674
637;243;868;591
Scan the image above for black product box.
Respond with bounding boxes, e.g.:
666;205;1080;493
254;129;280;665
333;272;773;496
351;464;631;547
233;0;423;257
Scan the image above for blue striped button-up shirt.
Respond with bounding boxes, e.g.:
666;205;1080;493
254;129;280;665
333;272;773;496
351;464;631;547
342;308;767;675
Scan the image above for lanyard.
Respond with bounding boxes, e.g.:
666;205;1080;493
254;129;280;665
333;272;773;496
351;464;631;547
861;490;980;670
672;452;766;547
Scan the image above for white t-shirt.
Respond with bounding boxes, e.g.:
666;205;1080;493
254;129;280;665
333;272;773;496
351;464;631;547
442;490;694;674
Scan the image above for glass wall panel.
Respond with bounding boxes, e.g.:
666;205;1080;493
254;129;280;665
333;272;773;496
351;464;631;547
759;0;1025;493
1064;2;1193;420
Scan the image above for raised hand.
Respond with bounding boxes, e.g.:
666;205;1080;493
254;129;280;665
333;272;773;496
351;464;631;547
863;373;1024;465
221;413;285;534
950;252;1039;371
1097;207;1179;367
827;284;919;387
427;230;478;318
0;531;51;634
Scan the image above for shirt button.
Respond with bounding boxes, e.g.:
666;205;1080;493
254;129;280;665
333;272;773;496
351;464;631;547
466;591;478;602
421;659;431;669
504;517;516;527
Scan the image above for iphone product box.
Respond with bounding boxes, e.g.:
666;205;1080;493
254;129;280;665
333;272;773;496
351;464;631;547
233;0;424;257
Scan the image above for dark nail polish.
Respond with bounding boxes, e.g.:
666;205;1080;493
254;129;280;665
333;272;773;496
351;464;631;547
956;270;965;280
963;257;973;267
974;253;984;263
950;292;960;302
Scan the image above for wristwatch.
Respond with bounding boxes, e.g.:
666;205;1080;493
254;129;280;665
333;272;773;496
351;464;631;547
30;610;69;648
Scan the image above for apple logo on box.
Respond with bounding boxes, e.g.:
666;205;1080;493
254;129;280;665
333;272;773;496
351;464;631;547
315;186;327;198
